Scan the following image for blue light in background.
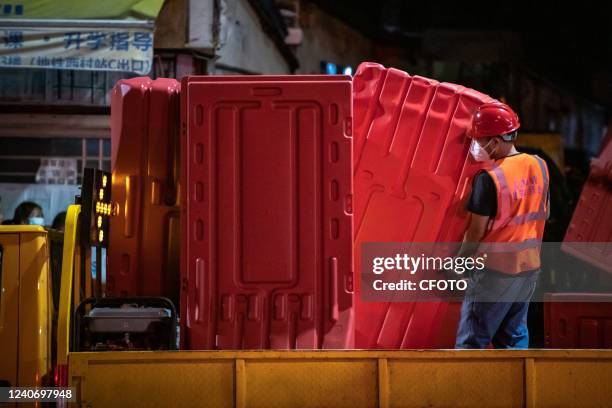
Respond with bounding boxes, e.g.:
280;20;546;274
325;62;337;75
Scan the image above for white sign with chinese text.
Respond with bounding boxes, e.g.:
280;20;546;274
0;19;153;75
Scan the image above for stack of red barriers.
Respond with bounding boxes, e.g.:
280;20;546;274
108;63;502;349
352;63;495;348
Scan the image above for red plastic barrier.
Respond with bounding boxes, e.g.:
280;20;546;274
562;128;612;272
108;77;181;304
431;301;462;348
352;62;496;348
544;293;612;348
181;75;354;349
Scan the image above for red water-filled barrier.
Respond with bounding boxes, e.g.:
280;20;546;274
352;62;495;348
180;75;354;349
108;77;181;304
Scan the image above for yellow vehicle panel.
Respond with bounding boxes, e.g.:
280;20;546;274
58;205;82;367
17;227;52;387
0;225;52;388
69;349;612;408
0;232;20;387
516;133;564;170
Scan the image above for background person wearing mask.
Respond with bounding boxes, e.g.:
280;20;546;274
454;102;550;349
5;201;45;226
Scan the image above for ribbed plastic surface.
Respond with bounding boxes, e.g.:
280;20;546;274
562;131;612;272
108;77;181;305
181;75;354;349
544;293;612;348
352;62;496;348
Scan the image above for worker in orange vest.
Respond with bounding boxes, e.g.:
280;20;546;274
455;102;550;349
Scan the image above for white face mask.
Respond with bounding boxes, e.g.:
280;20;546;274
470;139;495;162
28;216;44;226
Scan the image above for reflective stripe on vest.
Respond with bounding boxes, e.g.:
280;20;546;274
478;154;549;274
478;238;542;253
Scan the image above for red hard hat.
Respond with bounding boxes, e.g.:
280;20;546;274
467;102;520;139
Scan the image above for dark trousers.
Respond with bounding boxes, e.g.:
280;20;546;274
455;268;538;349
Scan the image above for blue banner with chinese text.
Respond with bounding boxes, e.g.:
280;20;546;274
0;20;154;75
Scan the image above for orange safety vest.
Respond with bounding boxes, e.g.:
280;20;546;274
477;153;549;275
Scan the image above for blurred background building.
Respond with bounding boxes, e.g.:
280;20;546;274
0;0;610;226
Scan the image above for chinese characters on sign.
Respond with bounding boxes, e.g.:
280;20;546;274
62;31;152;51
0;25;154;75
0;3;24;16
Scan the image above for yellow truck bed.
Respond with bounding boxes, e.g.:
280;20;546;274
69;349;612;408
